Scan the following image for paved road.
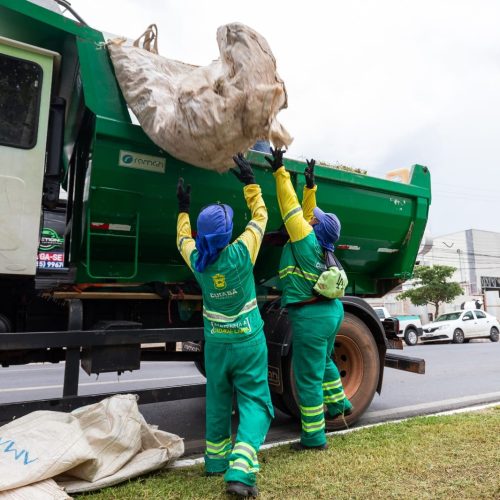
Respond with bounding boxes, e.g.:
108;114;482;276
1;341;499;456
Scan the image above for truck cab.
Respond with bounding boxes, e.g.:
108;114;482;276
373;306;423;346
0;36;60;276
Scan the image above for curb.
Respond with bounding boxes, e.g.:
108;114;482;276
169;400;500;469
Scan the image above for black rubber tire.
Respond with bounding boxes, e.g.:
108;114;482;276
270;391;293;416
404;328;418;346
452;329;465;344
490;327;499;342
194;359;206;377
0;314;12;333
280;312;380;430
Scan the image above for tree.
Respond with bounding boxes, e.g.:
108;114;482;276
396;265;463;317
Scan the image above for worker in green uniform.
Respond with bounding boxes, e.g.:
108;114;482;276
176;153;273;497
267;148;352;450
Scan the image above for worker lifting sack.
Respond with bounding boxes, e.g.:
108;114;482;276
108;23;292;172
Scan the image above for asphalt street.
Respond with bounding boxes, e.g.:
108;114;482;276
0;340;499;456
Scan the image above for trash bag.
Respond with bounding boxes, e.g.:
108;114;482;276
0;394;184;495
108;23;292;172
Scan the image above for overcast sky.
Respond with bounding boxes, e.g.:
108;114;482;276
69;0;500;237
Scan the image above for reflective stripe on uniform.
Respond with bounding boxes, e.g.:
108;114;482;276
283;206;303;224
278;265;319;283
300;404;324;417
324;393;345;404
301;418;325;433
232;442;258;467
203;298;258;323
246;220;264;238
178;236;190;252
229;457;259;474
322;380;343;390
206;437;232;455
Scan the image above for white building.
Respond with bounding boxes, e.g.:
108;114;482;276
368;229;500;321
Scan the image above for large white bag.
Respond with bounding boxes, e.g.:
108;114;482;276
108;23;292;172
0;394;184;496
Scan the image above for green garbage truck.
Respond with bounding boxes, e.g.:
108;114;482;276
0;0;431;426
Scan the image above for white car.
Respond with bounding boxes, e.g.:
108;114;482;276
421;309;500;344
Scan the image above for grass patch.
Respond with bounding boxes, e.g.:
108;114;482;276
79;407;500;499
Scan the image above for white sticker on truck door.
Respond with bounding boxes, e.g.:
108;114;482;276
118;150;165;174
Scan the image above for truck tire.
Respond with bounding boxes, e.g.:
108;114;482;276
280;312;380;429
0;314;11;333
194;359;206;377
404;328;418;346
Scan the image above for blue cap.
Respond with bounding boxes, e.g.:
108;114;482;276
313;207;341;251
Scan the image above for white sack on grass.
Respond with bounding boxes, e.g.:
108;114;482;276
108;23;292;172
0;394;184;496
0;479;71;500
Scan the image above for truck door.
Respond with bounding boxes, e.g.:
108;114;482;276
0;36;59;275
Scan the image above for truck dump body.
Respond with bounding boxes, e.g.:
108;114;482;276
0;1;431;296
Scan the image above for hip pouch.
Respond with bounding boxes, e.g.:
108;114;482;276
313;251;348;299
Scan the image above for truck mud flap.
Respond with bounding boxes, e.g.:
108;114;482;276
384;353;425;374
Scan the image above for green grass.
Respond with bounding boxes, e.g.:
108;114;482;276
79;407;500;499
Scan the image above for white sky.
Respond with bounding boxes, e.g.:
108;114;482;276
69;0;500;237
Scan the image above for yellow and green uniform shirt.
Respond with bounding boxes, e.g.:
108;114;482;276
176;184;267;343
274;167;327;307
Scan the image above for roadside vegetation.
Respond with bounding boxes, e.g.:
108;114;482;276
397;265;463;317
80;407;500;500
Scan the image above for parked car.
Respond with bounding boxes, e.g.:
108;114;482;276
373;307;423;346
420;310;500;344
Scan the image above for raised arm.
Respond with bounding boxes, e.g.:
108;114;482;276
302;159;317;223
231;153;268;264
176;178;195;270
266;148;312;243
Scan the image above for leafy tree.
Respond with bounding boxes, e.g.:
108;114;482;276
396;265;463;317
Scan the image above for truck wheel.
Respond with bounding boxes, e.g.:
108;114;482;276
194;359;206;377
404;328;418;346
452;329;465;344
280;312;380;429
0;314;11;333
490;327;499;342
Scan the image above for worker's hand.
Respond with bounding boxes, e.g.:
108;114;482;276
265;147;285;172
231;153;256;185
305;159;316;188
177;177;191;213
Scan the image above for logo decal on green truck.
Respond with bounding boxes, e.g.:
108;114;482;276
39;228;64;251
118;150;166;173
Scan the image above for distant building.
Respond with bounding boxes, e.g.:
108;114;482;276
368;229;500;321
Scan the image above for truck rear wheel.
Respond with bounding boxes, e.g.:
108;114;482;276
280;312;380;429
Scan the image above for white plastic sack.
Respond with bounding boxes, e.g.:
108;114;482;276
108;23;292;172
0;394;184;496
0;480;70;500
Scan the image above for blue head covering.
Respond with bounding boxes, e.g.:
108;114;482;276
194;203;234;272
313;207;341;252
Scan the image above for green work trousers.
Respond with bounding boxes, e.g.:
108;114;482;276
204;333;274;486
288;299;352;447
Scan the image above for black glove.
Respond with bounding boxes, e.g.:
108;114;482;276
264;147;285;172
177;177;191;213
305;158;316;188
231;153;256;185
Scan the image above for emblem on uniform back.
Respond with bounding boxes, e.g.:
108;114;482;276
212;273;226;290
